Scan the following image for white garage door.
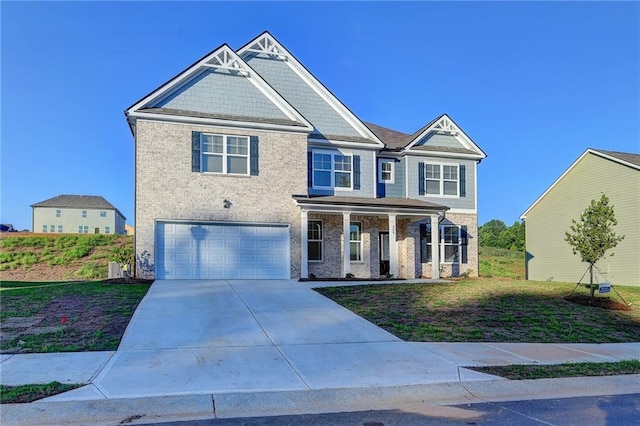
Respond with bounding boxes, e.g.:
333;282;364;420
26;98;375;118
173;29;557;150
156;222;290;280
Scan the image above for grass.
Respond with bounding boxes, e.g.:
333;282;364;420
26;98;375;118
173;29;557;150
0;382;83;403
0;280;150;353
0;234;132;279
468;359;640;380
315;280;640;343
479;246;525;279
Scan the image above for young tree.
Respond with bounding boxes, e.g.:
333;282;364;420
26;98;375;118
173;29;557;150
564;194;625;296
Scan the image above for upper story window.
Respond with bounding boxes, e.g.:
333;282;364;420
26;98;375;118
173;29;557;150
201;134;249;175
56;209;61;218
312;151;352;189
421;163;459;196
82;210;87;218
378;159;394;184
100;211;107;217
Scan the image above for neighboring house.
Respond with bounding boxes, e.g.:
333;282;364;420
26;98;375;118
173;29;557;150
0;224;16;232
126;32;486;280
521;149;640;287
125;224;135;236
31;195;126;235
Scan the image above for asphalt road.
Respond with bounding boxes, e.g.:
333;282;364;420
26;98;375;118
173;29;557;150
143;393;640;425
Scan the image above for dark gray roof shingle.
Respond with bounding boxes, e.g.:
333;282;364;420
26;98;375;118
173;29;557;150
31;195;125;219
593;149;640;167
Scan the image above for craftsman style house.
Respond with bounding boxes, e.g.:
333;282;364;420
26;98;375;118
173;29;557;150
126;32;486;280
32;195;126;235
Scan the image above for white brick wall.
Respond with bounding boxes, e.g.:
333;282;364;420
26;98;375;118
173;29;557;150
135;120;308;279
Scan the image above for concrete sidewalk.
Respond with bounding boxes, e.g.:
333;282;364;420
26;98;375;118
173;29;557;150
1;279;639;425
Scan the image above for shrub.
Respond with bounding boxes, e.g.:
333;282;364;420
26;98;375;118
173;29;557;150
75;262;106;279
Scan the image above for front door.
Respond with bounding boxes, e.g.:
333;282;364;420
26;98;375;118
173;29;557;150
379;232;390;276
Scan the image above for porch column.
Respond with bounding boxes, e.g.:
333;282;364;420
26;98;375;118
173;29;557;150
388;214;399;277
300;209;308;279
431;214;440;279
343;211;351;277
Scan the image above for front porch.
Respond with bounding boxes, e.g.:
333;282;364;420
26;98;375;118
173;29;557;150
294;195;449;280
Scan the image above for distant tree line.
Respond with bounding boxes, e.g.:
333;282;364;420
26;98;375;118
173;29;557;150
478;219;525;252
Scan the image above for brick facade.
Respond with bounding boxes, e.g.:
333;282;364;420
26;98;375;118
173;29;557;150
134;120;308;278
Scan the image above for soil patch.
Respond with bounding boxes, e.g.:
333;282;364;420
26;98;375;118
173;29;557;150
564;295;632;311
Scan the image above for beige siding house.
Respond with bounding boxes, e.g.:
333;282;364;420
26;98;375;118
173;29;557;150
31;195;126;235
521;149;640;287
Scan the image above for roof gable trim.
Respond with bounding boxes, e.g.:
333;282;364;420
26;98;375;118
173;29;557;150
126;44;312;131
237;32;384;147
404;114;486;158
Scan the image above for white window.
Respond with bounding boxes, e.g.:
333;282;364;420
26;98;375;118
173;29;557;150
424;164;459;196
350;221;362;262
201;134;249;175
312;151;352;189
105;226;110;234
100;211;107;217
420;224;468;264
49;225;55;233
78;225;88;234
378;159;394;183
56;209;61;218
308;220;323;262
82;210;87;218
42;224;47;233
58;225;63;233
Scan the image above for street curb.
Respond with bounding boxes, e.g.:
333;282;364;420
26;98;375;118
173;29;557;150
2;375;639;426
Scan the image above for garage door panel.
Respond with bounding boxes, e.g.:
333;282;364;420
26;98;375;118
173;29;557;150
156;222;289;280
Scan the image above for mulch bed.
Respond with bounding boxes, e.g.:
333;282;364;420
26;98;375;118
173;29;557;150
564;295;632;311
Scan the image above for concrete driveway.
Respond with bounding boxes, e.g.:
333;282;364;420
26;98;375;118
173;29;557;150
82;279;480;399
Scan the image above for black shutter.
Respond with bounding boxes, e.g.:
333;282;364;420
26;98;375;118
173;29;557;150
353;155;361;190
461;225;468;264
459;164;466;197
418;162;425;195
307;151;313;188
250;136;259;176
192;132;201;172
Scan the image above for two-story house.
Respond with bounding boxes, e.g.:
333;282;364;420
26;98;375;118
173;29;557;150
31;194;126;235
126;32;486;280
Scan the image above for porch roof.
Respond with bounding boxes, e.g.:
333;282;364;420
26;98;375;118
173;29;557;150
293;195;448;215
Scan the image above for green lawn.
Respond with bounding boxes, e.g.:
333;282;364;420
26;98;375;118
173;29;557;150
1;280;150;353
468;359;640;380
315;279;640;343
0;382;83;404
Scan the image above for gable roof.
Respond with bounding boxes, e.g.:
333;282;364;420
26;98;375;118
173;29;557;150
404;114;487;159
31;195;126;219
126;44;313;133
237;32;384;147
520;148;640;219
363;122;413;151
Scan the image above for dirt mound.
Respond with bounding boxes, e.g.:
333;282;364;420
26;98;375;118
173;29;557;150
564;295;632;311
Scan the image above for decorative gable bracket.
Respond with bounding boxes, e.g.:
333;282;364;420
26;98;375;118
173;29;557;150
202;47;250;76
241;33;288;60
431;116;458;136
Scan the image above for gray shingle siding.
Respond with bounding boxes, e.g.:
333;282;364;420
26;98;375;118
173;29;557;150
377;158;405;198
245;55;363;139
406;156;476;210
415;133;466;150
153;70;289;121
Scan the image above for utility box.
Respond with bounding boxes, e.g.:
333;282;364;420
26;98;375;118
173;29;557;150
108;262;122;279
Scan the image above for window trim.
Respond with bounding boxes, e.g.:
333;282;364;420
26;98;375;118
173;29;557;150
307;220;323;262
423;162;459;197
100;211;107;217
81;210;87;218
200;133;250;176
378;159;395;184
349;221;363;262
420;224;464;264
57;225;63;233
105;226;111;234
56;209;61;218
311;149;354;190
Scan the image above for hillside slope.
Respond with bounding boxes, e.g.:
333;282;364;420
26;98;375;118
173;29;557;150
0;234;132;282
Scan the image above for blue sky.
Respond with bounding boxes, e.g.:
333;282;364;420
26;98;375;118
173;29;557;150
2;1;639;231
